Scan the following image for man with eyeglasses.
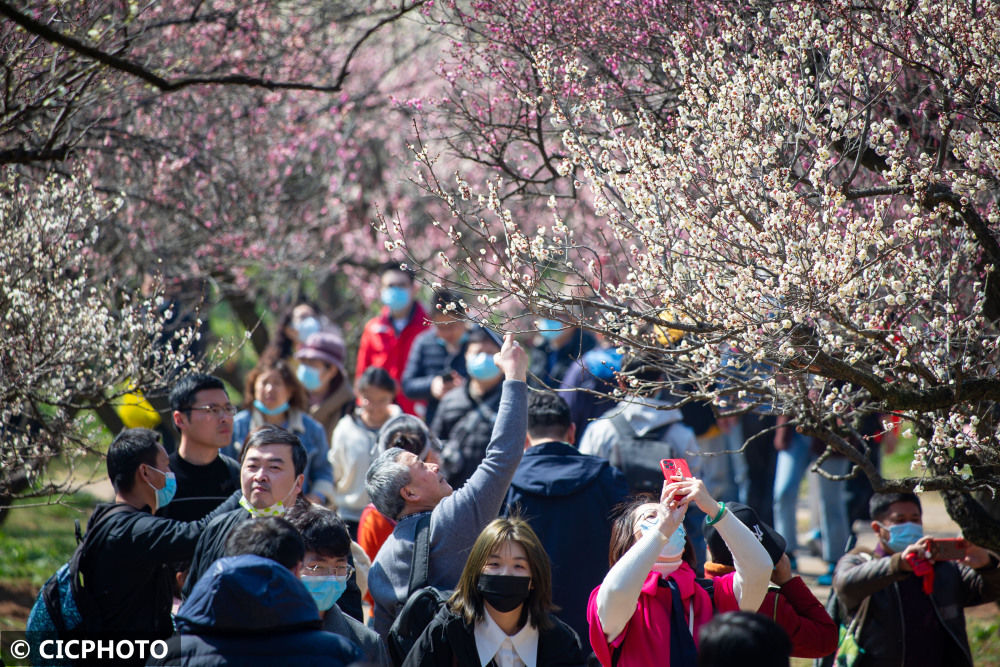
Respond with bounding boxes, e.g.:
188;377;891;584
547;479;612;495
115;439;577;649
288;505;389;665
150;517;364;667
157;373;241;522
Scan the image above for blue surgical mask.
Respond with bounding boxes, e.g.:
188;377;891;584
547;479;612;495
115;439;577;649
300;576;347;611
294;316;321;343
146;466;177;510
381;286;411;312
640;519;686;560
466;352;501;381
296;364;323;392
537;319;563;342
254;399;289;416
879;521;923;553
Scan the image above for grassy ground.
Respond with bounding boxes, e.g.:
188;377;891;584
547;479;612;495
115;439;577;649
0;491;97;630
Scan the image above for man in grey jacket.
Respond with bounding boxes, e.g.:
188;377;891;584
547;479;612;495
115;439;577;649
365;333;528;636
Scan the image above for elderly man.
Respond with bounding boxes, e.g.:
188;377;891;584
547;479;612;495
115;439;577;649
365;333;529;636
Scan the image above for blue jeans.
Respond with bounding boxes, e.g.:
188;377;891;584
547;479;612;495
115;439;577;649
817;456;851;563
772;433;813;554
772;438;851;563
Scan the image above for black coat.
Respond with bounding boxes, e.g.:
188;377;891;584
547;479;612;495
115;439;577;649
503;441;629;641
431;382;503;488
82;491;240;639
402;607;590;667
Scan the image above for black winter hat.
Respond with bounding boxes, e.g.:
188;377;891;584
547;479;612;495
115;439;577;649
703;501;787;567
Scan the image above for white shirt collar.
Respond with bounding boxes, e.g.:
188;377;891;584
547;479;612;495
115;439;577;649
474;611;539;667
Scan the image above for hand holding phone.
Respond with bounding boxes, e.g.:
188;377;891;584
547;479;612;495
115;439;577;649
660;458;692;501
928;537;968;561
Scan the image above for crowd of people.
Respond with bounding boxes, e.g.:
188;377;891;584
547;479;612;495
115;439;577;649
25;262;1000;666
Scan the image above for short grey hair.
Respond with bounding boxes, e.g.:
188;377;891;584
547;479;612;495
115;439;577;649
366;447;410;520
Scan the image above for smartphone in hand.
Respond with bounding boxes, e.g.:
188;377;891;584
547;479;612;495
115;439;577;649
928;537;968;561
660;458;692;501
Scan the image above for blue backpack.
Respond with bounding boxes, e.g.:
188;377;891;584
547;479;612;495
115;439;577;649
27;505;135;640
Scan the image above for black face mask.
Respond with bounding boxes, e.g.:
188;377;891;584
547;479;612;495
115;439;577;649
477;574;531;613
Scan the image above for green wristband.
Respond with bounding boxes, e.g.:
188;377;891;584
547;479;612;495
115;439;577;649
705;502;727;526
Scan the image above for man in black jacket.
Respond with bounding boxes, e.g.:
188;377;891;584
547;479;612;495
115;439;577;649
81;428;240;651
181;424;306;596
503;391;628;641
180;424;366;623
431;326;504;488
157;372;240;522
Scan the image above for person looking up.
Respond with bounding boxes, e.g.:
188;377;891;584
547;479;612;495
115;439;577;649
587;477;771;666
365;333;528;636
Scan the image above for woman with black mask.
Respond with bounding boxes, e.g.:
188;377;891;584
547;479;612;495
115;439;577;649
403;517;590;666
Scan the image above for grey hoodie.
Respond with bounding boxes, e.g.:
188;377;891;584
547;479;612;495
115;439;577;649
578;397;700;477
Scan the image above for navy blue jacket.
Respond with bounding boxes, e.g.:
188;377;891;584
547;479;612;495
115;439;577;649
150;555;363;667
503;441;629;641
401;328;468;424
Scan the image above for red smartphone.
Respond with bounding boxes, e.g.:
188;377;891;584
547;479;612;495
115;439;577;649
660;459;693;501
928;537;968;561
660;458;692;481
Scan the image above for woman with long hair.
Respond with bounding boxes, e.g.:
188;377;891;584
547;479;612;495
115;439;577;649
404;517;590;666
587;477;772;666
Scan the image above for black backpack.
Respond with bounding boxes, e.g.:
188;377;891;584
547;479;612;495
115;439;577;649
610;413;678;494
386;513;452;667
27;505;135;642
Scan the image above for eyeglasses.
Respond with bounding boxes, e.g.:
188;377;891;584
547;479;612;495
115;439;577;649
302;563;354;578
188;404;238;418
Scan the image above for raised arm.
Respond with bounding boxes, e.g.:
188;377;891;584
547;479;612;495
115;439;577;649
595;496;685;642
432;334;528;535
666;477;771;611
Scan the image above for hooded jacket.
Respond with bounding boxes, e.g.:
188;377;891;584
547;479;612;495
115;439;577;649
149;555;363;667
577;398;698;477
503;440;629;641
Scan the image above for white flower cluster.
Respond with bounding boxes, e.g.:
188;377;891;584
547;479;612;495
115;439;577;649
409;1;1000;492
1;169;198;496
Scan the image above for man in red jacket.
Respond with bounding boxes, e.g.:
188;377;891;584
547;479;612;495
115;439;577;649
355;262;429;416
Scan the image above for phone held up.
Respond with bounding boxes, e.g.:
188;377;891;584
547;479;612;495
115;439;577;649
660;458;693;501
927;537;968;561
